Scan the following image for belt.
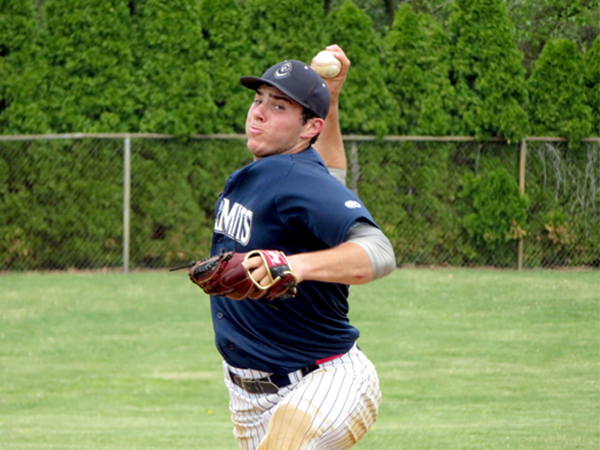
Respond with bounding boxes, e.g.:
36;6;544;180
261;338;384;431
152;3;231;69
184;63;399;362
229;364;318;395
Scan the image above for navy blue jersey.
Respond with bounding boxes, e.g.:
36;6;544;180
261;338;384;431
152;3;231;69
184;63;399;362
210;148;377;374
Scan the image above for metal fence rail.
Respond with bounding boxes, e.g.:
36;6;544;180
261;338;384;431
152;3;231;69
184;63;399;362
1;134;598;272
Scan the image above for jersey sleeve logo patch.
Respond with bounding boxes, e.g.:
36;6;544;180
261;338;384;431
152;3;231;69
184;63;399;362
345;200;362;209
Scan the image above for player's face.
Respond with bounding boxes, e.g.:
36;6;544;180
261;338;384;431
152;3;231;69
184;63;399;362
245;85;322;159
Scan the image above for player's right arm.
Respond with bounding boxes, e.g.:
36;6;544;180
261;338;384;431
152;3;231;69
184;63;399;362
244;222;395;287
312;45;350;174
285;222;395;285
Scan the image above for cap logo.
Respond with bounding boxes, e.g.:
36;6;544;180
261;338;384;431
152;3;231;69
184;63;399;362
275;62;293;79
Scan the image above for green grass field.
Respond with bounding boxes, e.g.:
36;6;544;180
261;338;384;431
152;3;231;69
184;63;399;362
1;268;598;449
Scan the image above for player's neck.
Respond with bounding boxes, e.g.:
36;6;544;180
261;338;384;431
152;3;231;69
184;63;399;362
252;142;312;161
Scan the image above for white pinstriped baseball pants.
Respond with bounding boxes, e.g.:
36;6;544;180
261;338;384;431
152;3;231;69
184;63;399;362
223;344;382;450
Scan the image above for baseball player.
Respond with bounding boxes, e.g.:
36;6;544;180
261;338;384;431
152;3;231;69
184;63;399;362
192;45;396;449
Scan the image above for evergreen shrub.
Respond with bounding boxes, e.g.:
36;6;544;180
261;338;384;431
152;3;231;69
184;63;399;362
459;168;529;267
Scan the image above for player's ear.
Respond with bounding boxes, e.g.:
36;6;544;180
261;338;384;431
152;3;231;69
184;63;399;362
301;117;324;140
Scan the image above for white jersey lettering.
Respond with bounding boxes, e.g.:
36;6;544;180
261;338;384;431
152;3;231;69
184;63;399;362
215;198;253;245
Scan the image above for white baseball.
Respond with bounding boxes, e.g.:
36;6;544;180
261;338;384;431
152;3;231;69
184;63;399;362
313;50;342;78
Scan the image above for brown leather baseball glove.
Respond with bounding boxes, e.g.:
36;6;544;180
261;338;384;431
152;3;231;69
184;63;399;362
188;250;298;301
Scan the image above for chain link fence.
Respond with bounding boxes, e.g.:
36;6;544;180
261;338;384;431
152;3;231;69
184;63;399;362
0;134;598;272
523;139;599;268
350;137;599;269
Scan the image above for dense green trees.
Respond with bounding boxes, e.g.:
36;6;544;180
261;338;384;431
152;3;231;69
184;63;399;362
133;0;215;136
0;0;597;270
0;0;48;133
527;39;593;146
507;0;599;73
201;0;252;133
448;0;530;142
329;0;398;136
43;0;136;132
0;0;597;140
329;0;599;72
584;36;600;133
383;3;454;135
244;0;328;66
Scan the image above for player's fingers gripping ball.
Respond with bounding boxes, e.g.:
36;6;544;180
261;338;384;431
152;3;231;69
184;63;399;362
189;250;298;302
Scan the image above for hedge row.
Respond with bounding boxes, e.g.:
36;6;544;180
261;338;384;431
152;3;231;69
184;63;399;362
1;138;597;270
1;0;597;270
1;0;598;144
0;138;253;270
357;140;599;268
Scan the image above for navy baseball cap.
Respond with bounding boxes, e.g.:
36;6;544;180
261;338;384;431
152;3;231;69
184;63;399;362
240;60;330;119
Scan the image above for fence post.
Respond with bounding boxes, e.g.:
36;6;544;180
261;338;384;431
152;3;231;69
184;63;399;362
518;139;527;271
123;137;131;274
350;141;359;195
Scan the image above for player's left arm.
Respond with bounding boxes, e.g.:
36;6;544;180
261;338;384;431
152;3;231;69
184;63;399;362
312;45;349;172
